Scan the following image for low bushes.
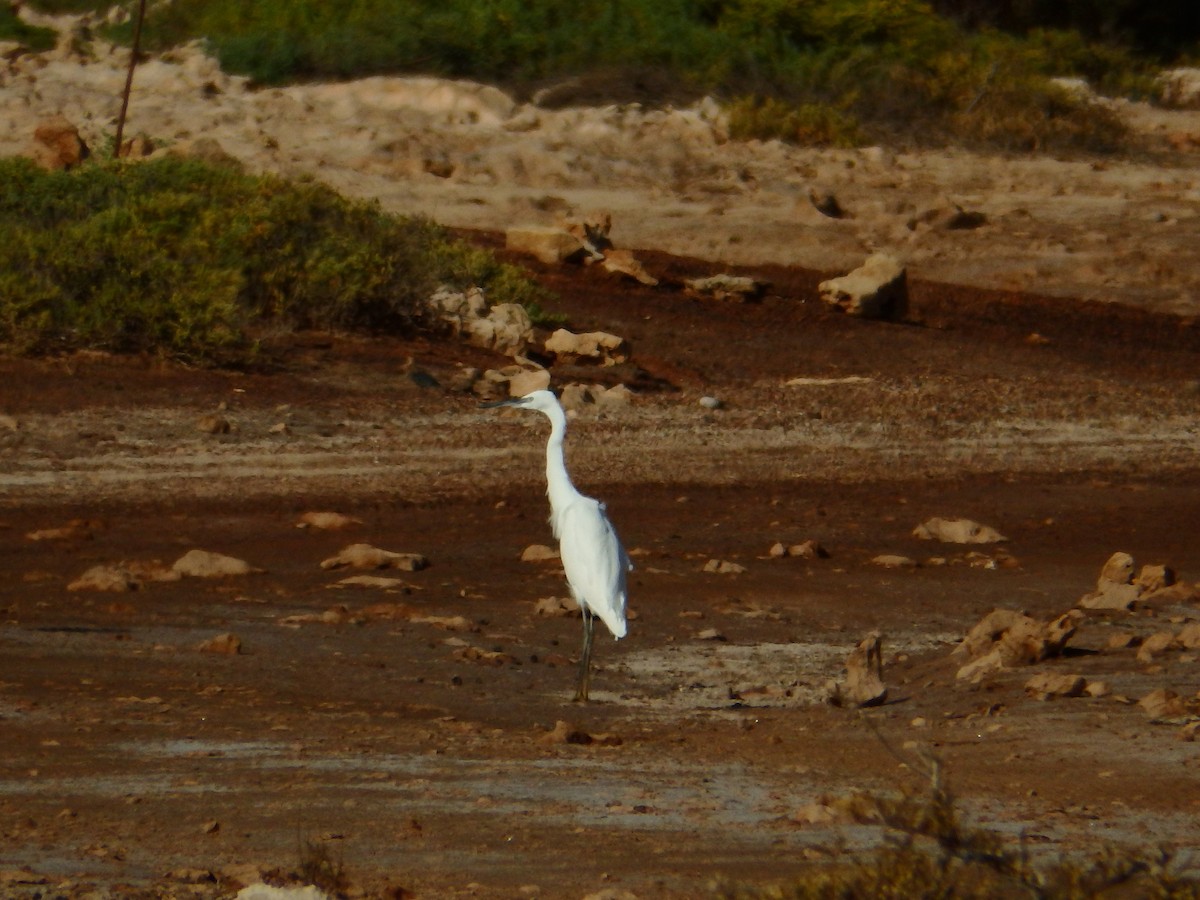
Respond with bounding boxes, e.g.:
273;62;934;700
0;156;550;363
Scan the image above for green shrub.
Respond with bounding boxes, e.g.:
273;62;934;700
0;156;553;363
727;96;864;147
0;3;56;52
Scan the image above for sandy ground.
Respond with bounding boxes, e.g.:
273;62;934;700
4;17;1200;900
3;244;1200;898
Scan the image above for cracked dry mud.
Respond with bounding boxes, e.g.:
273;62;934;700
2;243;1200;898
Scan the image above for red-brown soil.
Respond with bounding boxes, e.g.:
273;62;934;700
2;239;1200;899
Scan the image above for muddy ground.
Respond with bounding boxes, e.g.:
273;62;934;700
3;241;1200;899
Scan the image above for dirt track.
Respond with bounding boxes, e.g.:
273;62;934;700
3;240;1200;898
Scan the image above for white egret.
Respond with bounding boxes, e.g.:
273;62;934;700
482;389;631;701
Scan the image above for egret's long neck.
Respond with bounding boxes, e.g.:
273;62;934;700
543;404;581;516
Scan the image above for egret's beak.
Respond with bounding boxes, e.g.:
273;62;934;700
478;397;522;409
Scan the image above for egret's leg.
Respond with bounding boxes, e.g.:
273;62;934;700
573;608;595;702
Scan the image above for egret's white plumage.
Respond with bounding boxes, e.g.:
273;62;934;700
482;389;631;700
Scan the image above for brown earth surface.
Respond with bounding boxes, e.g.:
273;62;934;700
3;237;1200;899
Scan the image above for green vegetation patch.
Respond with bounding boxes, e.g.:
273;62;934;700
0;3;56;52
18;0;1188;152
0;156;550;363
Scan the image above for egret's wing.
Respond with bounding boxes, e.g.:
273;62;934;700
558;497;628;640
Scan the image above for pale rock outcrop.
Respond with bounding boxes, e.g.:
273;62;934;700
1159;68;1200;109
1024;673;1087;700
826;631;888;708
913;517;1007;544
600;248;658;285
68;564;140;593
954;608;1082;682
30;115;89;170
819;252;907;320
172;549;263;578
1078;551;1143;610
505;226;597;264
320;544;429;572
559;382;634;412
505;367;551;397
521;544;559;562
296;511;362;530
471;364;549;399
428;286;533;357
544;329;630;365
684;274;768;301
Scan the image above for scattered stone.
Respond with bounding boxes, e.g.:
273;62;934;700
702;559;746;575
580;889;638;900
521;544;560;562
555;382;636;412
412;613;474;631
684;274;768;301
333;574;413;591
538;719;621;746
908;203;987;231
912;517;1007;544
1107;632;1142;650
601;248;658;285
172;549;263;578
544;328;630;365
533;596;579;618
0;869;50;887
1179;721;1200;742
808;186;848;219
1137;631;1180;664
237;885;331;900
696;628;727;641
793;792;882;826
25;518;100;541
784;375;873;387
954;608;1082;681
1078;551;1143;610
196;633;242;655
506;367;551;397
1085;680;1111;698
1138;688;1192;720
1100;551;1136;585
296;511;362;530
30;115;89;170
453;645;517;666
320;544;429;572
698;395;723;410
1176;623;1200;649
872;554;917;568
1135;564;1175;593
1024;673;1087;700
196;414;232;435
827;631;888;708
1141;581;1200;605
67;565;140;593
505;225;596;264
429;286;533;357
818;252;907;320
1159;67;1200;108
770;539;829;559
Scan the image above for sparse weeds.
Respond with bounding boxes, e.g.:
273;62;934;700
297;837;350;897
716;736;1200;899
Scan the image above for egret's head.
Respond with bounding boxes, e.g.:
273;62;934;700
479;389;560;414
